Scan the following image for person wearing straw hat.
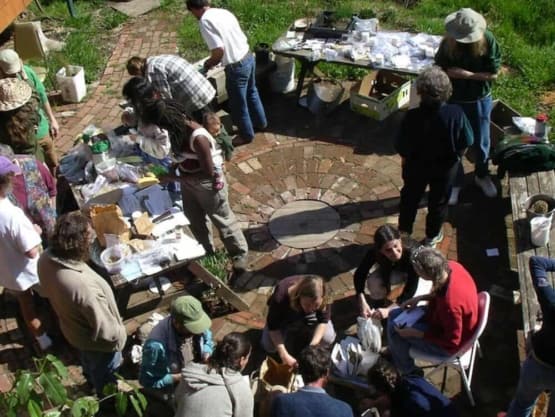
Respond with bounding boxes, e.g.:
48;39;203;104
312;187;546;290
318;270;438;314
435;8;501;202
140;295;214;399
0;49;60;172
0;77;45;161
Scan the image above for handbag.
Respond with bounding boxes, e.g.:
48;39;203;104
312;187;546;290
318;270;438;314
251;356;299;417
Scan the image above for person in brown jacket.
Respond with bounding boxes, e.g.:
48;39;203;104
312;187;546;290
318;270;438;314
38;211;127;394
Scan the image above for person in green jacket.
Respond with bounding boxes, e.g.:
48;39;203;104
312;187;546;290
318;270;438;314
0;49;60;171
435;8;501;202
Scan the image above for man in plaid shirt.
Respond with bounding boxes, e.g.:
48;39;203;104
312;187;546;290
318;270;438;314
127;55;215;121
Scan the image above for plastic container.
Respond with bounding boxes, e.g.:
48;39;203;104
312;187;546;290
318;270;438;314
100;244;131;274
307;79;345;115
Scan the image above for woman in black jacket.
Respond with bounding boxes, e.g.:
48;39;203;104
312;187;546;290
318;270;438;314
353;224;420;320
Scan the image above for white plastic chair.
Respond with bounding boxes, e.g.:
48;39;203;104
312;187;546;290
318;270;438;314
408;291;490;407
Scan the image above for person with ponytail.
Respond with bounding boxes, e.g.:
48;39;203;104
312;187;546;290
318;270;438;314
395;66;473;247
174;332;253;417
142;98;249;274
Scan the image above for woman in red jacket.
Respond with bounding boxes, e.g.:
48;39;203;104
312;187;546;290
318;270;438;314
386;247;478;375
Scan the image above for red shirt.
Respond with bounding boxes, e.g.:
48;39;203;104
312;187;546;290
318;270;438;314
424;261;478;354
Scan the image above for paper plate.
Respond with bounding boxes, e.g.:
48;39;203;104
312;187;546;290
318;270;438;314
148;277;171;294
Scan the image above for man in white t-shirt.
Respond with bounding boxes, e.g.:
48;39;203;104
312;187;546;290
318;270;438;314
186;0;267;146
0;156;52;351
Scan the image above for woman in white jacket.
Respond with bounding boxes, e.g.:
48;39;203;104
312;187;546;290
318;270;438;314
174;332;253;417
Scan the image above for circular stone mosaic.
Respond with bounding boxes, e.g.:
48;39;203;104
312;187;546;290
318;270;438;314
268;200;341;249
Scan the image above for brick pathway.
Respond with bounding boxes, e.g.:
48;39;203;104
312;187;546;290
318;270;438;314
0;8;523;417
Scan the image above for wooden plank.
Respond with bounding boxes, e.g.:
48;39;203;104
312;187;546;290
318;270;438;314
187;261;249;312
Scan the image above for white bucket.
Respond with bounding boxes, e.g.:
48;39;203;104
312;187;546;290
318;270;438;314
269;55;295;94
56;65;87;103
530;215;553;247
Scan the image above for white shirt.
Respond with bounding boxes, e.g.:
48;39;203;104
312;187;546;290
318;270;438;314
199;8;249;66
0;198;41;291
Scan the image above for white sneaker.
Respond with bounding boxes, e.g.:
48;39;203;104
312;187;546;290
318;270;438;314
448;187;461;206
475;175;497;198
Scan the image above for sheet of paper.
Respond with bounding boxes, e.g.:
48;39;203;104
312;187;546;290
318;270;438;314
152;211;190;238
486;248;500;257
393;306;426;328
172;235;206;261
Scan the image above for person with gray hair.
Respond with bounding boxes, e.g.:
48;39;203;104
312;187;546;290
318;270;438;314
396;66;473;247
386;247;479;376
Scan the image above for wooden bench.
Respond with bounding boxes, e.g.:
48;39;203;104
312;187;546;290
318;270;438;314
509;170;555;416
509;170;555;340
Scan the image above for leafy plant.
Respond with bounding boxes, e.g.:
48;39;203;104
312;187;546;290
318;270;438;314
199;250;230;282
0;354;147;417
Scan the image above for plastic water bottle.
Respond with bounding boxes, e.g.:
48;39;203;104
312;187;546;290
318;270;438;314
535;114;549;141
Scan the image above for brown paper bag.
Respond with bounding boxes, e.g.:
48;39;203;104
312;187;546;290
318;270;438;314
90;204;131;247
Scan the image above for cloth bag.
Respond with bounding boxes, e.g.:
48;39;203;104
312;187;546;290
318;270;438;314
251;356;299;417
531;215;553;246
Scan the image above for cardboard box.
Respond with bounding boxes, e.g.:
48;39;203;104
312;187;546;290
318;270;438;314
350;71;411;121
490;99;521;148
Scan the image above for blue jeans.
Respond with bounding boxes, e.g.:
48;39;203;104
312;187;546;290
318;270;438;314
387;308;449;375
453;95;493;183
80;350;122;395
506;353;555;417
225;53;267;142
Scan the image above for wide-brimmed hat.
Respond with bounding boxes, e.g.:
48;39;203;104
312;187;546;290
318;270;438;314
445;8;486;44
0;156;21;176
0;78;32;112
0;49;23;75
171;296;211;334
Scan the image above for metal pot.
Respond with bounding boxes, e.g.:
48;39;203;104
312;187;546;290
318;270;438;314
524;194;555;220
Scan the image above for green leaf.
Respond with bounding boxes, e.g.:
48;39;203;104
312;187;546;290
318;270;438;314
129;395;144;417
71;396;99;417
46;356;68;379
38;372;67;406
115;392;128;417
27;398;42;417
136;391;147;410
44;410;63;417
15;372;34;405
102;382;118;397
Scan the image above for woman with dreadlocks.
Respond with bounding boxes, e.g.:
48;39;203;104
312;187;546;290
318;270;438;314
142;99;249;274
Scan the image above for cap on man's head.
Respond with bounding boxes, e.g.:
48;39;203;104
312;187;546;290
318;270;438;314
171;296;211;334
0;156;21;176
0;49;23;75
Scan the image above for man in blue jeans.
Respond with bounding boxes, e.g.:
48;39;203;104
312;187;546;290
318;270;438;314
498;256;555;417
187;0;267;146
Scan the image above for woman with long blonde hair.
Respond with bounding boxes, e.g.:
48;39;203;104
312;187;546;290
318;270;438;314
261;275;336;369
435;8;501;202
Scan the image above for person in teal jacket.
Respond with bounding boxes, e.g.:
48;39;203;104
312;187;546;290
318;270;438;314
140;296;214;401
0;49;60;171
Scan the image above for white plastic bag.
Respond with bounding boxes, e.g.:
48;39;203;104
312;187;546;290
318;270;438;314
531;215;552;246
357;316;382;353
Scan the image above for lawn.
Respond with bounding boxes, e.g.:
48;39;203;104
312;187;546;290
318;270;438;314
20;0;555;122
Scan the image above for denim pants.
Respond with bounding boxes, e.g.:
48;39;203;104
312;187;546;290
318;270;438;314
80;350;122;395
387;308;449;375
180;175;248;262
506;353;555;417
225;54;267;142
398;160;459;238
453;95;493;183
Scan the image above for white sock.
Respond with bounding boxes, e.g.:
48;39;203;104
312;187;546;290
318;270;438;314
35;333;53;350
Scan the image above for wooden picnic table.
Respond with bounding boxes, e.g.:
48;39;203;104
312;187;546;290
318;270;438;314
509;169;555;339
